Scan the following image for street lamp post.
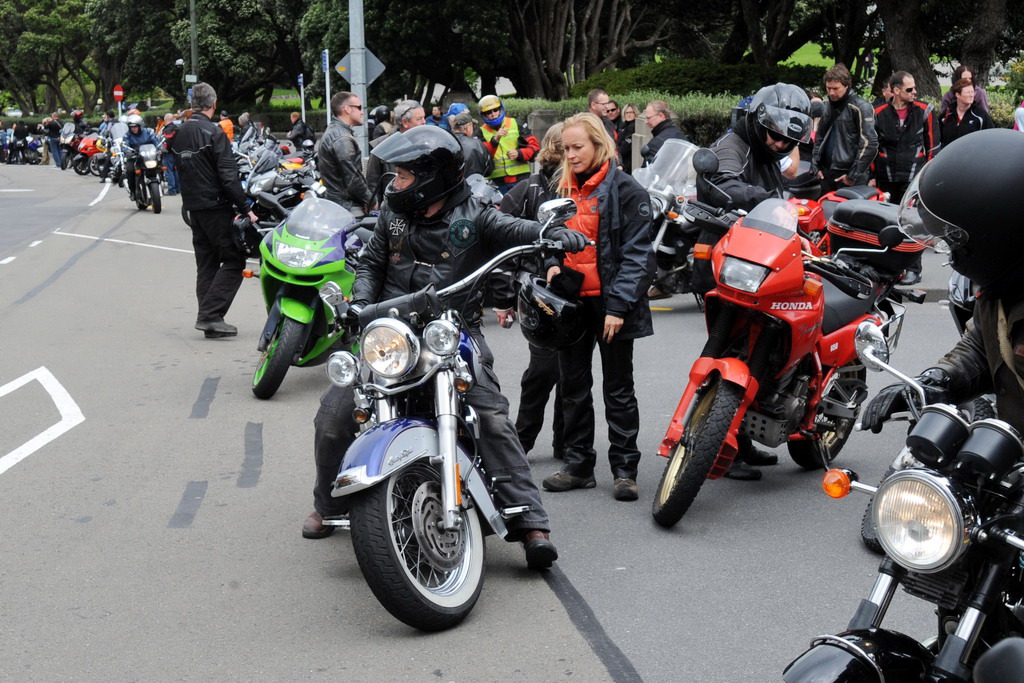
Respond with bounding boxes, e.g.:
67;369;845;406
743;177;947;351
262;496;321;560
189;0;199;80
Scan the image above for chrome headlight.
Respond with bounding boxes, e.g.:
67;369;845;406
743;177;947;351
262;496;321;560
275;242;322;268
326;351;360;387
361;319;420;379
423;320;460;356
872;470;972;572
143;159;158;169
720;256;770;293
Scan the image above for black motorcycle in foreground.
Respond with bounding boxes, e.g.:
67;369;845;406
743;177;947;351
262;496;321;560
785;321;1024;682
123;142;163;214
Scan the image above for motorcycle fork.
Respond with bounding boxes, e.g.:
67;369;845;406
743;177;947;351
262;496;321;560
848;557;905;630
433;369;462;531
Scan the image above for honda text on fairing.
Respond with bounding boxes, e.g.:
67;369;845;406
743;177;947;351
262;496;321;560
651;148;925;528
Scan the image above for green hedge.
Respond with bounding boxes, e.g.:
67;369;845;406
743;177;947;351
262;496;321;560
569;59;828;98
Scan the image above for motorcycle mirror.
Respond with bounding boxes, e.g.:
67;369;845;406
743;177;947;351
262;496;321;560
692;148;720;176
878;225;903;249
537;198;577;229
854;321;890;371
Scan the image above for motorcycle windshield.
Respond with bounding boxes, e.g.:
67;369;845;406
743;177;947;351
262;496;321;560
60;123;76;139
632;139;699;199
278;197;356;242
737;198;799;239
108;122;129;140
138;144;159;160
250;145;282;175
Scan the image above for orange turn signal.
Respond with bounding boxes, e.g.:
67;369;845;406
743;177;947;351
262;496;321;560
242;269;255;278
822;469;852;499
353;407;370;424
667;211;679;220
454;377;472;392
794;205;810;217
135;169;141;175
694;244;713;260
803;277;823;298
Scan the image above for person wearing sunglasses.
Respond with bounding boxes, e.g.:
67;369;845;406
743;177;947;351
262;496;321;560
477;94;540;195
318;91;375;218
812;63;878;195
872;71;938;285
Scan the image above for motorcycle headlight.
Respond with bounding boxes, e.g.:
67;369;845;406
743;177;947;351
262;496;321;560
423;320;460;356
361;320;420;379
326;351;360;387
872;470;972;572
143;159;158;169
275;242;322;268
719;256;770;293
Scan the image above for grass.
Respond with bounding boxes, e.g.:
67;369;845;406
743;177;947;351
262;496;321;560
785;44;833;68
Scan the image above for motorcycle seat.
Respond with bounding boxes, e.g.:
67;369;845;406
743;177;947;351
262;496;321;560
821;199;840;222
821;278;873;336
830;200;900;235
832;185;880;200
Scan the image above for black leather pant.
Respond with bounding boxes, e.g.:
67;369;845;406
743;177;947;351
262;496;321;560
313;331;550;537
557;298;641;481
189;207;245;324
515;342;564;456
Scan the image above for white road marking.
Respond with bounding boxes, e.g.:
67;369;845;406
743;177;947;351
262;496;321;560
88;182;112;207
0;367;85;477
29;241;42;247
0;189;34;192
52;230;193;254
0;257;15;265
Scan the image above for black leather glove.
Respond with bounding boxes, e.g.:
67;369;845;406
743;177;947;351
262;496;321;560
345;301;365;332
860;367;951;434
547;227;588;254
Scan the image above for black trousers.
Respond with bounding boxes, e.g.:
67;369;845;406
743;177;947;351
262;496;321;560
515;343;564;456
557;298;641;481
189;206;245;324
312;332;550;537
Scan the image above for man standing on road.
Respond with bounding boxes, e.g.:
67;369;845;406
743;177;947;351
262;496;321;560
477;94;539;195
812;63;878;194
640;100;688;167
169;82;257;339
318;91;374;217
44;112;62;168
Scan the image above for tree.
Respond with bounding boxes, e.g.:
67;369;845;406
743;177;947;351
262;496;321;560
878;0;941;99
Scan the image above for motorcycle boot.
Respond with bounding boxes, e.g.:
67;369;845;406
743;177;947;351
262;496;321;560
523;530;558;569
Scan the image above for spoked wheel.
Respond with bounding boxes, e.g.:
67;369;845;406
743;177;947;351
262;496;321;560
652;375;744;528
788;367;867;470
350;462;485;631
149;181;162;214
251;317;304;399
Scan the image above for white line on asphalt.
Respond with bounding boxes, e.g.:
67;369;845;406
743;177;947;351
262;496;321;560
88;182;112;206
0;189;34;192
29;241;42;247
52;230;193;254
0;367;85;477
0;257;15;265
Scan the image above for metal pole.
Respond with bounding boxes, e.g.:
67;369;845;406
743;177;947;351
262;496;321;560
300;79;306;123
189;0;199;79
349;0;368;159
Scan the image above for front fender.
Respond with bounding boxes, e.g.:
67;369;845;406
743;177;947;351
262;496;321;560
657;356;760;474
331;418;508;536
280;296;315;324
784;628;933;682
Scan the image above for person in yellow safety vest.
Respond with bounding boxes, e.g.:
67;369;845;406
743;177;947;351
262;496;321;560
476;95;540;196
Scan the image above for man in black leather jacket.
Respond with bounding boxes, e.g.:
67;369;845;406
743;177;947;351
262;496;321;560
450;112;493;178
318;91;374;217
861;130;1024;436
303;126;587;570
812;63;878;195
640;100;688;167
169;82;257;338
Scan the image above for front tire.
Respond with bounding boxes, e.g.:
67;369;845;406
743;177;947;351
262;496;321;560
349;462;485;631
73;154;90;175
88;155;102;176
787;367;867;470
652;376;744;528
149;181;161;214
251;317;304;399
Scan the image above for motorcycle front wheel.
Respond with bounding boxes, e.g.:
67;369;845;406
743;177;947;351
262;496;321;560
88;155;102;176
251;317;304;399
24;149;39;165
350;462;485;631
787;367;867;470
652;375;743;528
149;181;162;214
60;150;70;170
73;154;90;175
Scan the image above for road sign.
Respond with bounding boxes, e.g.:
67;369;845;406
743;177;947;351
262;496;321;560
321;50;328;71
334;49;386;85
112;85;124;102
185;74;197;84
297;73;303;86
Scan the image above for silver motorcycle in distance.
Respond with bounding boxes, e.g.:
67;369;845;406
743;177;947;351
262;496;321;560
320;199;578;631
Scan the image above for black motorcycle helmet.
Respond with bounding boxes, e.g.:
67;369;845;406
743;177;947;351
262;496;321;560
744;83;813;161
516;273;586;349
897;129;1024;292
369;105;390;128
372;126;465;214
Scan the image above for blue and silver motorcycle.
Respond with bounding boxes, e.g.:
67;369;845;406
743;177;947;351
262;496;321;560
319;198;578;631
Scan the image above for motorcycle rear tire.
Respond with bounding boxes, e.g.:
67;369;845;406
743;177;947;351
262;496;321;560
349;462;485;631
73;154;90;175
860;466;896;554
787;367;867;470
251;317;304;399
149;181;161;214
652;376;743;528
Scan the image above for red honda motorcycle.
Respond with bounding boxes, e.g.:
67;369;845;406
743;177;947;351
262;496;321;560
651;150;924;528
72;133;103;176
789;185;888;253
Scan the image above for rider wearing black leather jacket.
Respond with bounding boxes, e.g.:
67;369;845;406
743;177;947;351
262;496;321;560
305;126;587;570
861;129;1024;435
317;92;374;217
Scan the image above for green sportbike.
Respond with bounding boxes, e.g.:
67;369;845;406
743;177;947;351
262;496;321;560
251;197;372;399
